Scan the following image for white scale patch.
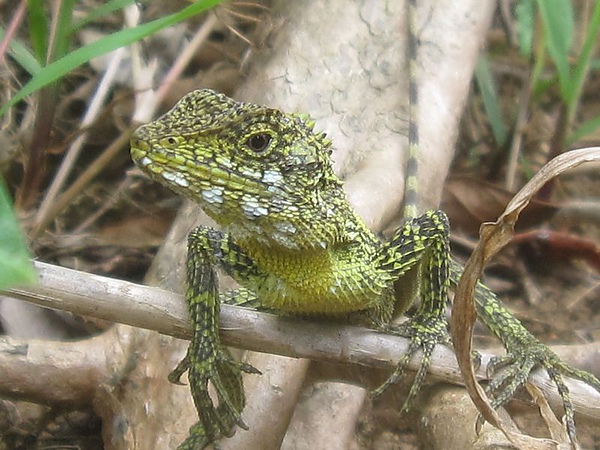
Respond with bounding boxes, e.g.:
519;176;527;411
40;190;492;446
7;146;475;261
274;222;297;234
271;232;300;249
161;170;189;188
255;205;269;216
241;168;262;180
140;156;152;167
173;173;189;187
201;188;224;204
161;171;176;181
262;170;283;184
241;195;269;219
267;185;286;196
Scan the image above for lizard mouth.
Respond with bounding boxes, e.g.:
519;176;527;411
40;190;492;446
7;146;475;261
131;142;188;188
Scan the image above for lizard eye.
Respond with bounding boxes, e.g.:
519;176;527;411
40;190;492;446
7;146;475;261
160;136;178;147
245;133;272;153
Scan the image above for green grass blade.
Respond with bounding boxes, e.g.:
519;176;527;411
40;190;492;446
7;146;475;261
51;0;77;60
0;28;42;75
536;0;574;100
568;115;600;146
565;1;600;122
72;0;136;32
26;0;47;62
515;0;535;57
1;0;223;117
0;180;37;290
475;55;508;147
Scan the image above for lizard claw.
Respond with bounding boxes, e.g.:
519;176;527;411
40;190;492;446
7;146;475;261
168;357;191;385
239;362;262;375
484;338;600;445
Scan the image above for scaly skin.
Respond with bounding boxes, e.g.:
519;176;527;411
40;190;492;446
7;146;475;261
131;89;600;448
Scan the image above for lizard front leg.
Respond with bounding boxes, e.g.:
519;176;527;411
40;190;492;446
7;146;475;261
170;226;261;450
372;210;452;410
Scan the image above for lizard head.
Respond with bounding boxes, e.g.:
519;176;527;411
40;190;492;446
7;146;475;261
130;89;349;249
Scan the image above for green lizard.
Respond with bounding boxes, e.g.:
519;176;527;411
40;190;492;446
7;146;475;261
130;89;600;449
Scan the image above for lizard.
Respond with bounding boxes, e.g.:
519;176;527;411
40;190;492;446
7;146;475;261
130;88;600;449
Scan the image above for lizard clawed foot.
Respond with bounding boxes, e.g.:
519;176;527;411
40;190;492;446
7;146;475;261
170;345;261;449
372;313;451;412
483;338;600;445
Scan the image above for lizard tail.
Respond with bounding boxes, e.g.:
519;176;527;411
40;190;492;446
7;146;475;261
403;0;420;220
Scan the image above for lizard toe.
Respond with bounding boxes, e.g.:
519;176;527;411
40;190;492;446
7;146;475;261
372;314;451;412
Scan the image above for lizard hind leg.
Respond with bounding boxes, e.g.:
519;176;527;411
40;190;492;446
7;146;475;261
372;210;452;411
449;260;600;445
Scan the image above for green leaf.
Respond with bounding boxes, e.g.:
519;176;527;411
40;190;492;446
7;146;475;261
0;28;42;75
72;0;136;31
0;180;37;290
568;115;600;145
26;0;48;62
565;1;600;122
515;0;535;57
537;0;574;99
475;55;507;146
1;0;223;117
51;0;77;60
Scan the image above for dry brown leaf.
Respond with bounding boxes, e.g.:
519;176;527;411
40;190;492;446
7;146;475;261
511;230;600;273
526;383;575;449
443;176;558;235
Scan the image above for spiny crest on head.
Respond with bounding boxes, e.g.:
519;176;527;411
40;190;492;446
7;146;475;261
189;89;261;125
292;112;333;155
293;112;316;130
317;132;333;156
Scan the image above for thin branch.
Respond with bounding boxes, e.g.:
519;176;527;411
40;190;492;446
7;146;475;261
3;261;600;421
